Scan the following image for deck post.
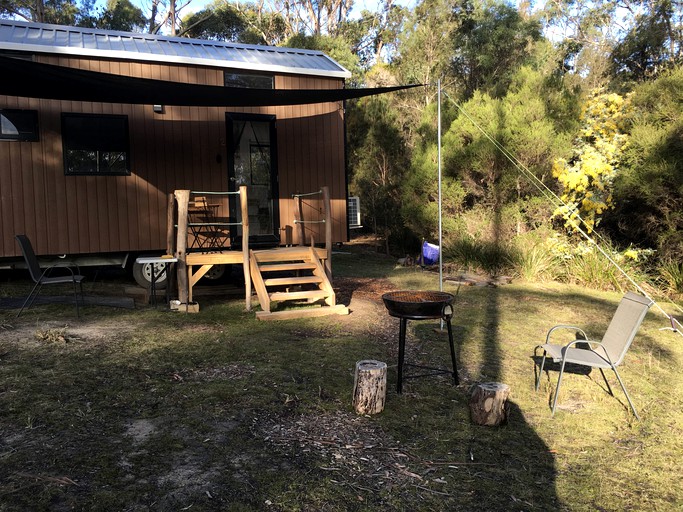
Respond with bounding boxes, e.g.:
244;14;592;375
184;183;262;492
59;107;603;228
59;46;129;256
166;192;175;256
322;186;332;282
294;194;305;245
175;190;190;305
239;185;251;311
166;192;177;301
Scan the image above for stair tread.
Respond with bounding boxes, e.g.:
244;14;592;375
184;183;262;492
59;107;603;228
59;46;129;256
252;246;325;262
264;276;323;287
270;290;330;301
259;263;317;272
256;304;349;321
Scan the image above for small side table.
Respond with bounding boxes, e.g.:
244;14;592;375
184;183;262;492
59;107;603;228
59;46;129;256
135;256;178;306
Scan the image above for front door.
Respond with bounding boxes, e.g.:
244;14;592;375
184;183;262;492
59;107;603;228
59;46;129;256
226;113;280;247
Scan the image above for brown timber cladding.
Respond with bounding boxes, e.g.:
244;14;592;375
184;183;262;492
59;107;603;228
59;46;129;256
0;55;347;258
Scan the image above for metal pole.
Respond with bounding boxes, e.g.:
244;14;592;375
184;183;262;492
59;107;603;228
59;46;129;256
438;80;444;330
438;79;443;293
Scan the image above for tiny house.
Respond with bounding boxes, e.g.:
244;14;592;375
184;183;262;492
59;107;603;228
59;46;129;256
0;20;352;281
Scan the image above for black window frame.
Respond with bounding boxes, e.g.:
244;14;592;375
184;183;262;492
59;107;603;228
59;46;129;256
62;113;131;176
0;109;39;142
224;71;274;89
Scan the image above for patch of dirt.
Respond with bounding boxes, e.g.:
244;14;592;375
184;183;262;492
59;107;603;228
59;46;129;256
181;363;256;381
255;409;448;493
334;277;397;346
0;318;137;348
124;418;158;446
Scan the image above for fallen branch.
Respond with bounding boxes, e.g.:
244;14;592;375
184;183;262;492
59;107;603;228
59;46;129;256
14;472;80;486
414;485;453;496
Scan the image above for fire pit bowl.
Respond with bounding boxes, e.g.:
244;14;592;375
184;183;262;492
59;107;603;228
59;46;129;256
382;290;455;320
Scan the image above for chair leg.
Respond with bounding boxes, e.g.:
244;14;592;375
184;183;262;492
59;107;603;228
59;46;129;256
16;281;42;318
599;368;614;396
72;279;81;318
611;366;640;420
551;358;567;416
535;347;547;391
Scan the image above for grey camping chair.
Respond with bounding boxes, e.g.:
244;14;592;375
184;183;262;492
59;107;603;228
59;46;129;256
534;291;653;419
15;235;85;318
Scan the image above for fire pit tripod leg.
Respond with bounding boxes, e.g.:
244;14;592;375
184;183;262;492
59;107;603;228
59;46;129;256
397;317;407;394
446;319;459;385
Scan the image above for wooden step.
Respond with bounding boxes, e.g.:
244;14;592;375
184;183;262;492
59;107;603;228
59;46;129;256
256;304;349;321
263;276;323;287
252;246;326;262
269;290;329;302
259;262;317;272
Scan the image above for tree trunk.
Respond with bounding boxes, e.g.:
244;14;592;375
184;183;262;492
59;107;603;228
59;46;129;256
469;382;510;426
352;360;387;415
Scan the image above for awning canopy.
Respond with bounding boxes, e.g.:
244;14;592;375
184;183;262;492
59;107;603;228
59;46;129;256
0;55;420;107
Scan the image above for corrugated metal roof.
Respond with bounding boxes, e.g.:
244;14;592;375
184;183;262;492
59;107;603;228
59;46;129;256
0;20;351;79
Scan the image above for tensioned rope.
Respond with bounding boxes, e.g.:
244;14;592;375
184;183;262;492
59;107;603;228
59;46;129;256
441;89;683;336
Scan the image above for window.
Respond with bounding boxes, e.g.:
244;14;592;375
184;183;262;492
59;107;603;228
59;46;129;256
224;71;274;89
62;114;130;175
1;110;39;141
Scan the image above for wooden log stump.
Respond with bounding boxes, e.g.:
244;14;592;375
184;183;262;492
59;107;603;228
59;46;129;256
469;382;510;426
352;360;387;415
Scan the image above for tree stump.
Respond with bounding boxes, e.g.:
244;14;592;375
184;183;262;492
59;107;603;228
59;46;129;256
352;360;387;415
469;382;510;426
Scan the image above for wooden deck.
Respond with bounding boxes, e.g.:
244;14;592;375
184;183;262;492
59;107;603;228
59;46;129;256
172;186;344;319
186;251;245;266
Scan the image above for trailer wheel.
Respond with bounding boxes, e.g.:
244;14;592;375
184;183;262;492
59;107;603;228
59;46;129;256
202;264;228;283
133;257;169;289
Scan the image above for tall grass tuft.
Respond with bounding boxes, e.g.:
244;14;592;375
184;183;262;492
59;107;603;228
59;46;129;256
562;250;625;291
444;237;515;276
511;244;562;282
657;259;683;297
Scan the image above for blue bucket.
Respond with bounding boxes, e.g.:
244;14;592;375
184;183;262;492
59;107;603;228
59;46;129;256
421;241;440;266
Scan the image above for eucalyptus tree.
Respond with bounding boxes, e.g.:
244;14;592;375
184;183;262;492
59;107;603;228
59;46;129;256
610;0;683;85
395;0;458;102
0;0;80;24
450;0;544;99
538;0;619;89
77;0;146;31
347;92;412;252
230;0;353;38
337;0;407;68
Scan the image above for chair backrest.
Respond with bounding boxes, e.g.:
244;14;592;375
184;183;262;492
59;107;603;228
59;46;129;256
600;291;653;365
192;196;208;209
15;235;43;284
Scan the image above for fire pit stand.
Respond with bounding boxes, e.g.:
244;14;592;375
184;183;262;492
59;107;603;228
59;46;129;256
382;291;460;394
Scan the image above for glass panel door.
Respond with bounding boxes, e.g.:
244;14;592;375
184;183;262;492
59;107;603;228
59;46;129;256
226;113;279;247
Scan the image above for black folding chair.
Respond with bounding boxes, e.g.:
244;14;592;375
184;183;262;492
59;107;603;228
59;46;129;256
15;235;85;318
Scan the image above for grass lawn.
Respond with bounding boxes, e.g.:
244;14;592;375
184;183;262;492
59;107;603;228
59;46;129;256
1;247;682;511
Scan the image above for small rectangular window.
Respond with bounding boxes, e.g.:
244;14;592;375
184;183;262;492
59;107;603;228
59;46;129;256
224;71;274;89
0;110;39;141
62;113;130;176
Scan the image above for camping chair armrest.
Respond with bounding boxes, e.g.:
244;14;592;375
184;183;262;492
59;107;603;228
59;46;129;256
44;263;81;279
54;261;81;274
563;339;613;364
546;325;588;344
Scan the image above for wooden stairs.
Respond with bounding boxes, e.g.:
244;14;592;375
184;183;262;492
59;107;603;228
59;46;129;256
250;246;349;321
